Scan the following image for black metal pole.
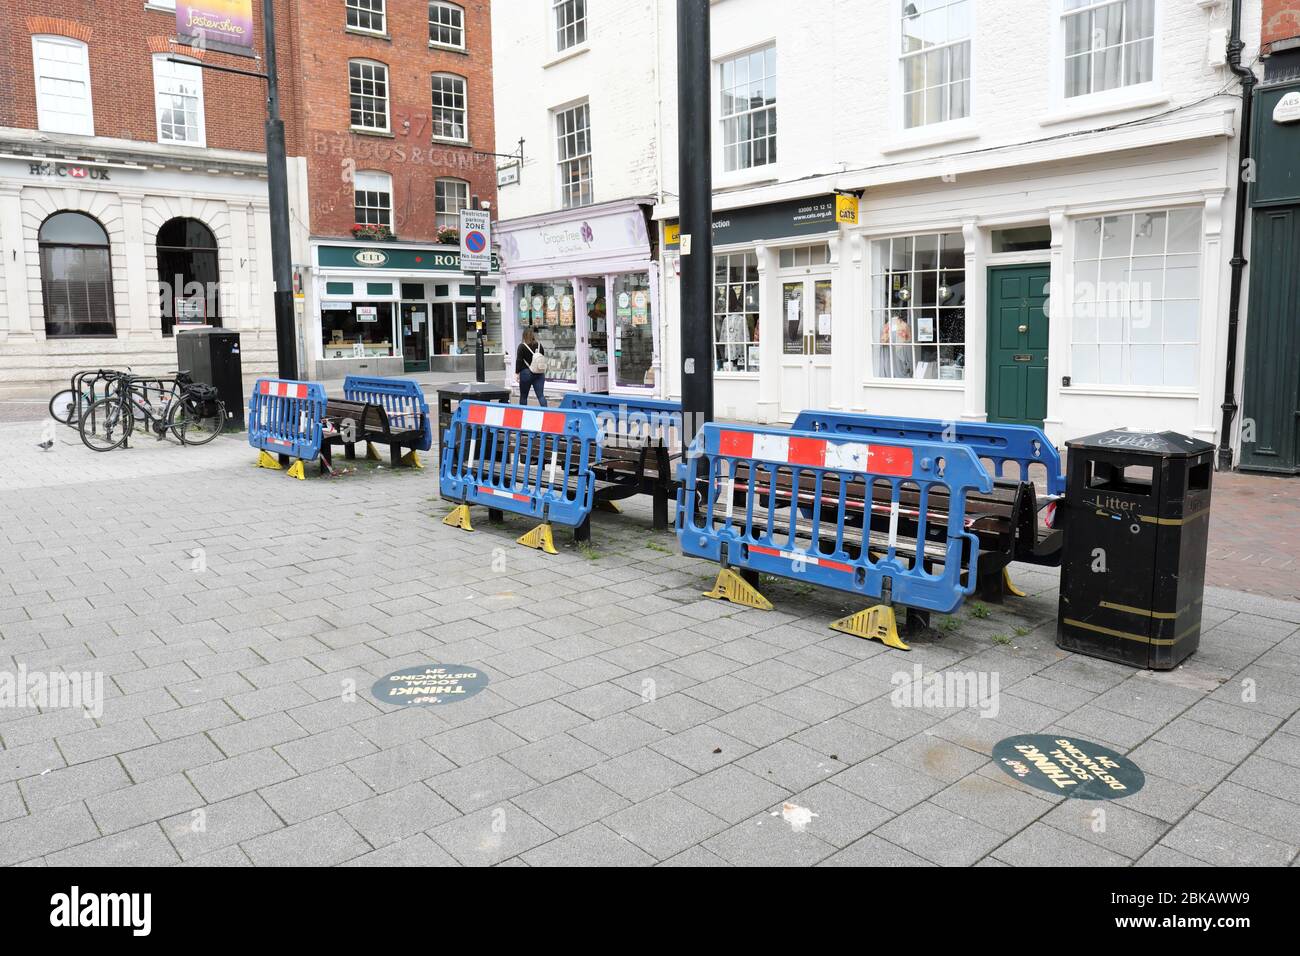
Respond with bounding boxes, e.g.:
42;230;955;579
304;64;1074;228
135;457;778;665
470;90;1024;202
263;0;297;381
677;0;713;439
474;272;485;383
1219;0;1255;471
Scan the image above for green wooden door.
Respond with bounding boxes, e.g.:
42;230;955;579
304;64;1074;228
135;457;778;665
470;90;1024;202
987;264;1050;426
1240;205;1300;473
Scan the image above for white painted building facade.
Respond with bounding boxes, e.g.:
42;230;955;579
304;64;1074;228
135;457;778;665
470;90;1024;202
495;0;1262;456
0;129;283;400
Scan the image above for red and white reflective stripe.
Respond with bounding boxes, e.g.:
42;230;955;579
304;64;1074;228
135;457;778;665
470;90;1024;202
717;429;913;478
267;437;292;448
477;485;530;503
749;544;855;575
259;380;309;400
467;404;566;434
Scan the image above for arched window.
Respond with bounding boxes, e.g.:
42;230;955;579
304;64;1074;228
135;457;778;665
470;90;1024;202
39;211;115;337
157;217;220;336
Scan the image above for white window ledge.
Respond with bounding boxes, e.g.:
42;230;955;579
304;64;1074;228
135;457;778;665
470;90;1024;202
1062;384;1197;398
1037;92;1170;128
544;45;589;69
879;119;980;156
713;165;780;192
862;379;965;390
715;372;760;380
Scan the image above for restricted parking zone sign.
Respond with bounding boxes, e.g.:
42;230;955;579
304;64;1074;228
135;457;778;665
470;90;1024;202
459;208;492;272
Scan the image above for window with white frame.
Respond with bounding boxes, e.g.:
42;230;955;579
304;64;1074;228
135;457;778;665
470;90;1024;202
1062;0;1155;99
714;252;761;373
435;178;469;231
719;45;776;172
1070;208;1201;388
901;0;971;128
353;171;392;228
431;73;468;141
347;0;386;34
871;232;967;380
429;1;465;49
556;102;592;208
553;0;586;52
349;60;390;131
32;36;94;136
152;55;205;146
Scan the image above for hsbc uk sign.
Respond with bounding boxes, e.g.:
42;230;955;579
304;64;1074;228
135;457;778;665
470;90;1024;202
28;162;112;182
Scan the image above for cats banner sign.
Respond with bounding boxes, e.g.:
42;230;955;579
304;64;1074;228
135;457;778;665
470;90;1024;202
177;0;255;50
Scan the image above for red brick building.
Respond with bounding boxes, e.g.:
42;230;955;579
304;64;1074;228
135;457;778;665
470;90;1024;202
0;1;499;395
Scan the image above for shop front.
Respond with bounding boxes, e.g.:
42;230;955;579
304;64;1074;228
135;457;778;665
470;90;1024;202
496;198;659;397
311;241;503;379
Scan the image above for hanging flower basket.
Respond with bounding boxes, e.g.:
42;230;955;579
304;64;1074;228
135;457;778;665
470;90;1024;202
351;223;395;241
436;227;460;245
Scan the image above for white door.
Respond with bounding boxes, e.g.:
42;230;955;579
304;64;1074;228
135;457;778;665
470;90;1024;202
778;276;833;420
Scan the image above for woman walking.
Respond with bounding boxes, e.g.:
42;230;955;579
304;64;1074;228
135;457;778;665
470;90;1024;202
516;328;547;406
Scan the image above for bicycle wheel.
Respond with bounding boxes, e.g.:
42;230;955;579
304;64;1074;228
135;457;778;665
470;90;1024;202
79;397;132;452
168;396;226;446
49;389;86;425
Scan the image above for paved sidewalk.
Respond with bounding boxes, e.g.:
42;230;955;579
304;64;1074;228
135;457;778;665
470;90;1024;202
0;424;1298;866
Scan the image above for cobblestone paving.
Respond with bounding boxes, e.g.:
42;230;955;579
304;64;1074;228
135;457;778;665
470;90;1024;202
1;421;1298;866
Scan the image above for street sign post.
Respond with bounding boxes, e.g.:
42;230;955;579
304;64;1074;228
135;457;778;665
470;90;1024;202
460;208;492;382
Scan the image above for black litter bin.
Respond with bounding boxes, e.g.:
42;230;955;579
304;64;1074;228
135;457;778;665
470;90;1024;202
176;328;245;430
436;382;510;440
1056;428;1215;670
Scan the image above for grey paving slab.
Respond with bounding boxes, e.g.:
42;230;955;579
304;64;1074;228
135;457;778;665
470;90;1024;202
520;821;657;867
819;833;936;867
511;773;631;835
340;782;461;847
87;772;205;835
44;823;181;867
427;756;540;813
0;802;100;866
342;833;459;867
429;803;557;867
160;792;284;861
18;756;131;812
240;812;372;867
584;747;697;802
604;791;729;861
1160;811;1296;867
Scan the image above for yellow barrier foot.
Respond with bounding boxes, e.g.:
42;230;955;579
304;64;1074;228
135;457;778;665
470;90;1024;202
517;522;559;555
365;442;381;461
256;450;283;471
286;459;306;481
830;605;911;651
443;504;474;532
1003;567;1027;598
703;568;773;610
401;449;424;470
595;499;623;514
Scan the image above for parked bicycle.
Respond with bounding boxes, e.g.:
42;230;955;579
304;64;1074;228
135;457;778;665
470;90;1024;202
78;371;227;452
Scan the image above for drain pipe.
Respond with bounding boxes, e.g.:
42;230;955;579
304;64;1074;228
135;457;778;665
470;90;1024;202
1219;0;1257;470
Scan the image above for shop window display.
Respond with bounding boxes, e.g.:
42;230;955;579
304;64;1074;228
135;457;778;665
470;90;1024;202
517;281;578;384
323;302;394;358
713;252;760;372
871;232;965;380
612;272;655;388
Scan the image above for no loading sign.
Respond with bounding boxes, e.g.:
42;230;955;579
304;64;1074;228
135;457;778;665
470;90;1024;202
991;734;1145;800
371;665;489;707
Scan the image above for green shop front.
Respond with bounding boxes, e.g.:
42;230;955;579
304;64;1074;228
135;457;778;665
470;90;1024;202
311;241;503;378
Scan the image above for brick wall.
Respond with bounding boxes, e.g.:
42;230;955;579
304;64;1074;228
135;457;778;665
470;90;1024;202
1263;0;1300;51
292;0;498;242
1;1;298;154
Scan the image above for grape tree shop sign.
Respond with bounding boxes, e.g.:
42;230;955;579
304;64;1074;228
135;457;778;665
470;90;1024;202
991;734;1144;799
371;665;489;707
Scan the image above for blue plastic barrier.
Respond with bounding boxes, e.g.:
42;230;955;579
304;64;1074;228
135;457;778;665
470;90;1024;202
677;423;993;615
343;375;432;452
440;401;601;530
248;379;326;463
558;393;683;450
791;411;1064;496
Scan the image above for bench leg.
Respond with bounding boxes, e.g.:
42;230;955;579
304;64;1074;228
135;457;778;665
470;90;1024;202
574;516;591;543
652;486;670;530
976;564;1008;603
903;608;930;636
345;443;356;461
488;508;504;525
